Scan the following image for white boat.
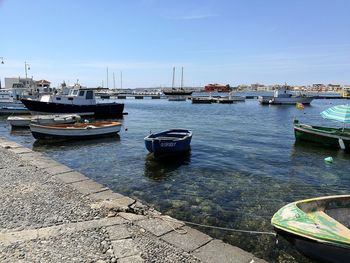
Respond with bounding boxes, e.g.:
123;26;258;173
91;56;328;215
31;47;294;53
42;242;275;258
30;121;122;140
7;114;81;128
0;89;24;107
258;87;314;105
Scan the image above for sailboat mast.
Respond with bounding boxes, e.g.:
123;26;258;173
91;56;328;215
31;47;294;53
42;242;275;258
181;66;184;89
106;67;109;89
113;72;115;89
120;71;123;89
172;67;175;89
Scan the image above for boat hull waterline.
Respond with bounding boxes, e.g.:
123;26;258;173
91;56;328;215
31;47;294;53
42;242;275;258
258;96;314;105
30;121;121;140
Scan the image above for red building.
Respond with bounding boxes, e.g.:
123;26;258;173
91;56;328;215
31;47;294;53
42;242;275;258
204;84;231;92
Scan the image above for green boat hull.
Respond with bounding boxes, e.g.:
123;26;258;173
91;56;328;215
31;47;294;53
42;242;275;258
294;120;350;150
272;195;350;263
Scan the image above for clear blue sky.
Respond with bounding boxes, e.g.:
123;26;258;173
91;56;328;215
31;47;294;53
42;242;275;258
1;0;350;88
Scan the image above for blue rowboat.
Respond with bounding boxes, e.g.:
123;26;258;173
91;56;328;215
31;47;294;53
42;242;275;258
144;129;192;158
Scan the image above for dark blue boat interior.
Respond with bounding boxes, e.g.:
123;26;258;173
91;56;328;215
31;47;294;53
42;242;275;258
148;129;191;139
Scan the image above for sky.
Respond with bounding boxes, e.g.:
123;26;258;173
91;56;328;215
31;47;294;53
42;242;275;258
1;0;350;88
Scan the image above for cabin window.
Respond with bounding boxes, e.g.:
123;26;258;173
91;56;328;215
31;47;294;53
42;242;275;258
86;90;93;99
56;97;61;100
79;90;85;96
68;97;73;101
73;90;78;95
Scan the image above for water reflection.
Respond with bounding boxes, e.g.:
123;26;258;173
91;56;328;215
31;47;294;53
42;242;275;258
9;126;30;134
292;140;349;159
144;151;191;181
32;135;121;151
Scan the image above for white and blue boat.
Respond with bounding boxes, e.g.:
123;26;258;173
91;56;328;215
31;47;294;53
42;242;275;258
144;129;192;158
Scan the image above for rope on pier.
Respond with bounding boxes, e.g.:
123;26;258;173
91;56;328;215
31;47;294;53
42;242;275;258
153;215;276;236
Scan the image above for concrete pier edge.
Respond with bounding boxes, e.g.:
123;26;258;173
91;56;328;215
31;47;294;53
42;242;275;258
0;136;267;263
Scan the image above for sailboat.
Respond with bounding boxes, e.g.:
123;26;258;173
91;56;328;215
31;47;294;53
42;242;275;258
163;67;193;99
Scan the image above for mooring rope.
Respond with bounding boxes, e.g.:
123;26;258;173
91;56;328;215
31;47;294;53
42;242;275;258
153;215;276;236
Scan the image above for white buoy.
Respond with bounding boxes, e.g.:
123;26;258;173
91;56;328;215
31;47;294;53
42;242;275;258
324;157;333;163
338;138;346;150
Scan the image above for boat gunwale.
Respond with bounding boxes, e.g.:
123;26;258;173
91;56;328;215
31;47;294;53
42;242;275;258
294;122;350;139
30;121;121;130
144;129;192;142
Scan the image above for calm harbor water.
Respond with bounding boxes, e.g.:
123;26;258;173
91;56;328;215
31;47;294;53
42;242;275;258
1;96;350;262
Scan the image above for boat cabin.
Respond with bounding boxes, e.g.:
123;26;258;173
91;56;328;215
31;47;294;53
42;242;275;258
40;88;96;105
274;88;292;98
343;87;350;98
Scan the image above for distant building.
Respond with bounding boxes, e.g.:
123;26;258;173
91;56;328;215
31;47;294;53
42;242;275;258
4;77;53;96
251;83;265;91
4;77;37;96
36;79;52;93
204;84;231;92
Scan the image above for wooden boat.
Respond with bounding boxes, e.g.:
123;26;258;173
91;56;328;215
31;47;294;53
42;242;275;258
144;129;192;158
163;67;193;96
294;119;350;151
271;195;350;263
7;114;81;128
21;84;124;118
30;121;121;140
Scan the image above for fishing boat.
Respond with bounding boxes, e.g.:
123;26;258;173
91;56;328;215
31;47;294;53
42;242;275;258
294;120;350;151
7;114;81;128
30;121;121;140
294;104;350;151
258;87;314;105
271;195;350;263
21;84;124;118
144;129;192;158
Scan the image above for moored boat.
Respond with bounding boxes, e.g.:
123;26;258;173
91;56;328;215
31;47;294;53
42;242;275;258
191;96;213;104
163;89;193;96
258;87;314;105
21;84;124;118
30;121;121;140
7;114;81;128
294;119;350;150
0;106;30;115
0;89;24;107
271;195;350;263
163;67;193;96
144;129;192;158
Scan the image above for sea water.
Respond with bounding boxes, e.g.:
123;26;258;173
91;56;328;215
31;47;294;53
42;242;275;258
1;97;349;263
